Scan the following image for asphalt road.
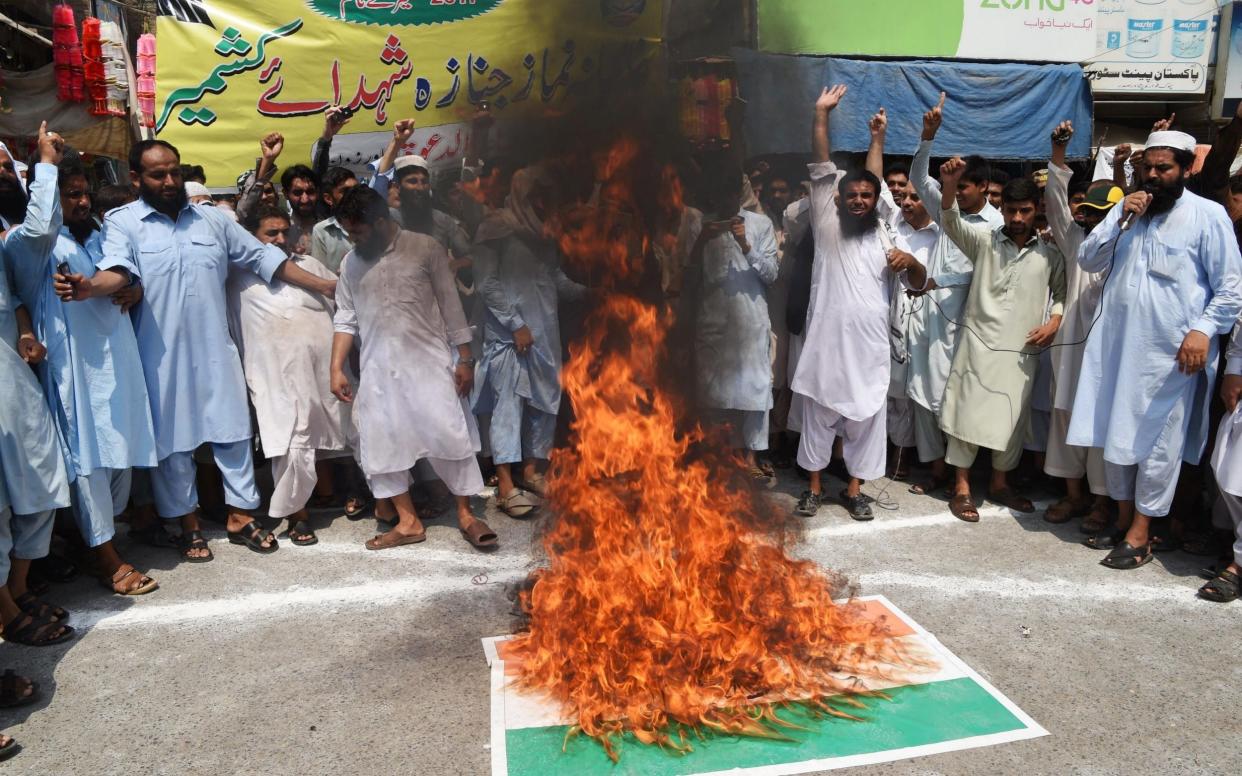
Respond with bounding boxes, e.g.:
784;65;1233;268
1;469;1237;776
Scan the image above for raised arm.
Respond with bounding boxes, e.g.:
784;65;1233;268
865;108;887;181
312;107;350;180
5;125;66;285
811;85;847;164
1045;120;1081;257
370;119;417;197
1199;104;1242;202
937;157;990;264
910;92;946;223
237;132;283;227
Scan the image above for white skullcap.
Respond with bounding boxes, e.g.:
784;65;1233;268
1144;130;1197;154
185;181;212;199
394;154;429;173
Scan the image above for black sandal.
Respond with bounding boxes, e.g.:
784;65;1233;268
1082;529;1124;550
1;612;75;646
1197;569;1240;603
285;520;318;547
0;670;38;708
178;530;214;563
227;520;279;554
127;523;180;550
838;490;874;521
14;592;67;623
1100;540;1153;570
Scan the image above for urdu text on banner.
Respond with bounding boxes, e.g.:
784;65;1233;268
154;1;662;185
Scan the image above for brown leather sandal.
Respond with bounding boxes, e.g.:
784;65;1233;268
460;519;499;549
949;493;980;523
100;563;158;596
365;528;427;550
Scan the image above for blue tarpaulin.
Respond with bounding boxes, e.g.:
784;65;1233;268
732;48;1093;161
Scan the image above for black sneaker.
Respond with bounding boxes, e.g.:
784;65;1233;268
794;490;821;517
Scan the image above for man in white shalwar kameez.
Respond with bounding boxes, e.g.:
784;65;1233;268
329;187;496;551
1040;121;1119;527
936;159;1066;523
892;187;940;459
682;162;779;472
1070;130;1242;570
1205;322;1242;602
229;207;354;547
791;86;926;520
906;93;1004;496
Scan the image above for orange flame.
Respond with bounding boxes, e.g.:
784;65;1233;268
509;137;920;762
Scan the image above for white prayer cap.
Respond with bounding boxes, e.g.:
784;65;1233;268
1144;130;1197;154
394;154;429;174
185;181;212;199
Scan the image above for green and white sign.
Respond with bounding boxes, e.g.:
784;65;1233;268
482;596;1047;776
757;0;1098;62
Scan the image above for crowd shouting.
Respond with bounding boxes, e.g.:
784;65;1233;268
1;86;1242;728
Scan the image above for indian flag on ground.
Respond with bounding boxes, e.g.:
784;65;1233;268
482;595;1046;776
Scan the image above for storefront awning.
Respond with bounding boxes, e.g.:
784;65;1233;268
732;48;1094;161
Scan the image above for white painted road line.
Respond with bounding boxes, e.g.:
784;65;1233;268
74;569;528;631
861;570;1205;606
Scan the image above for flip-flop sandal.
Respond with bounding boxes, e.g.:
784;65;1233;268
127;523;180;550
14;592;67;623
99;564;159;596
460;519;499;549
0;670;38;708
178;530;214;563
837;490;874;521
949;493;979;523
1;612;75;646
498;489;539;519
0;736;20;762
344;495;370;520
1197;569;1240;602
1044;497;1092;524
285;521;318;547
227;520;279;555
365;528;427;550
1100;540;1153;570
987;488;1034;513
1083;529;1125;550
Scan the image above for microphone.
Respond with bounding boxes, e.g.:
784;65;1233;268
1120;184;1157;232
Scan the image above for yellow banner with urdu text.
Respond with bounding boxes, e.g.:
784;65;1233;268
155;0;661;187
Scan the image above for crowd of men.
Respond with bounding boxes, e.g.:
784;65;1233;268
2;87;1242;754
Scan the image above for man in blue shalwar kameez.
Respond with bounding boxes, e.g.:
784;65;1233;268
56;140;338;563
1070;130;1242;570
4;127;160;594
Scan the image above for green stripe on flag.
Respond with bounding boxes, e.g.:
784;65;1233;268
505;677;1025;776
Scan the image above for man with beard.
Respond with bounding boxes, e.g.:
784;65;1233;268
1040;120;1120;529
0;142;27;232
56;139;337;563
936;158;1065;523
791;86;926;520
4;125;159;595
329;187;495;550
277;164;322;255
227;207;353;547
906;94;1004;497
369;120;473;256
1070;130;1242;570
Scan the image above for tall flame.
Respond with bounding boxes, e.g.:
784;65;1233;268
508;136;918;761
